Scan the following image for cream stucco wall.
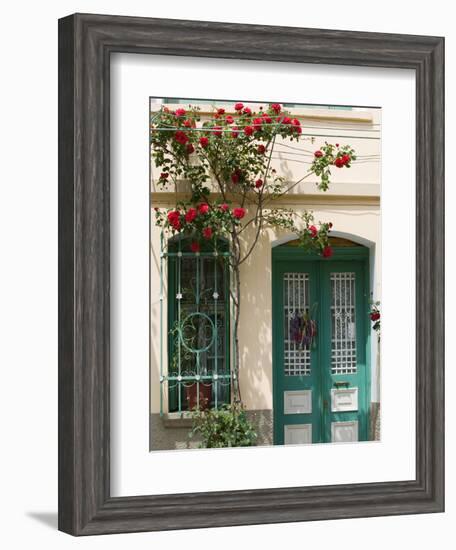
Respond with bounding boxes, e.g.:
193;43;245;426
150;102;381;414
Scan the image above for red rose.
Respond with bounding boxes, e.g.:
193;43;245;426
244;125;254;136
231;126;239;138
234;102;244;111
190;241;200;253
270;103;282;114
309;225;318;238
174;130;189;145
186;143;195;154
334;157;344;168
225;115;234;124
167;210;180;223
255;179;263;188
231;170;242;184
341;154;351;165
212;126;223;137
160;172;169;179
292;119;302;133
183;119;193;128
174;108;186;117
322;246;333;258
314;150;323;158
185;208;197;223
233;207;246;219
203;227;213;239
219;203;229;212
198;203;210;215
257;144;266;154
243;107;252;115
370;312;381;321
262;115;272;124
253;117;263;129
167;210;181;231
199;136;209;148
217;108;225;115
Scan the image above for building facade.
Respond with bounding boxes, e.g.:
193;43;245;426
150;102;381;450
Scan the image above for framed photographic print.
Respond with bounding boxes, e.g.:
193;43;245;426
58;13;444;535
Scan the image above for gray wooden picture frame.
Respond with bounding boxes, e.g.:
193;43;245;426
58;13;445;536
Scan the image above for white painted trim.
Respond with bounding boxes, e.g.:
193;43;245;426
284;424;312;445
284;390;312;415
271;230;374;248
330;388;359;412
331;420;359;443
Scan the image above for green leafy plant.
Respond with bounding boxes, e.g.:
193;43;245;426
189;404;257;448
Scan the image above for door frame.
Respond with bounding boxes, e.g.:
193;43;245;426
272;244;371;444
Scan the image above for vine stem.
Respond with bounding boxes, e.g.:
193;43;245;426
230;231;242;405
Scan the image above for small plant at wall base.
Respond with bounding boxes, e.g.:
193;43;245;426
151;102;356;415
189;405;257;448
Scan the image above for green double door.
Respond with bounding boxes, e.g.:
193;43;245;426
272;248;370;445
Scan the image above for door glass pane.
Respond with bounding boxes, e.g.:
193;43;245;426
283;273;310;376
330;272;357;374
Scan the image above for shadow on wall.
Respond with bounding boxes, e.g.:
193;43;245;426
237;227;283;412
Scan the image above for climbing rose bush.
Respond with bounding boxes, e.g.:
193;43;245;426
150;102;356;404
151;103;355;257
311;142;357;191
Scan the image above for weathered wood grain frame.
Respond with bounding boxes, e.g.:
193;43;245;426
58;13;445;535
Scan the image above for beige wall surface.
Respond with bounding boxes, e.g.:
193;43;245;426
150;103;381;414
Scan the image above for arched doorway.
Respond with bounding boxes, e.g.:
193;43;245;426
272;237;371;444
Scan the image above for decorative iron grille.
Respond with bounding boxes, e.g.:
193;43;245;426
283;272;311;376
330;272;357;374
159;233;232;415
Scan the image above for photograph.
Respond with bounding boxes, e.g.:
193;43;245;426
0;1;447;544
149;98;381;450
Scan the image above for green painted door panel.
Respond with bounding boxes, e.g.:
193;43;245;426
272;262;322;444
272;248;370;445
319;260;369;443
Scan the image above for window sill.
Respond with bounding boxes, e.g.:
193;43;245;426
161;412;194;428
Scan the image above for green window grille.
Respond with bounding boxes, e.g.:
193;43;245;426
160;234;232;415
